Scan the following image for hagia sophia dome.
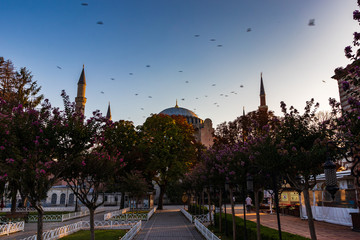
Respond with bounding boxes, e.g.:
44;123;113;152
159;101;203;125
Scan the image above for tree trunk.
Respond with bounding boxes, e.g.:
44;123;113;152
10;186;17;213
202;190;205;215
207;189;213;225
90;207;95;240
120;191;125;209
34;203;44;240
303;187;317;240
254;189;261;240
229;187;236;240
158;185;166;210
219;188;222;232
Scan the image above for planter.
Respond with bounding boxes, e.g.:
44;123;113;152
350;212;360;232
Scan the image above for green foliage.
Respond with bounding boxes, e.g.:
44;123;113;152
60;230;126;240
188;204;209;215
213;213;310;240
0;56;43;110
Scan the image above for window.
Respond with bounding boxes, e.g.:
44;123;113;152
104;196;108;202
68;193;74;205
60;193;66;205
51;193;57;205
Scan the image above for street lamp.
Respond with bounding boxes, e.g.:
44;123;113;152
323;141;360;200
324;155;339;200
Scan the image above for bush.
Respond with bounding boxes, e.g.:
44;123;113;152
188;204;209;215
214;213;309;240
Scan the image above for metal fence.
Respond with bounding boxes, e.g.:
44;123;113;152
0;221;25;236
119;220;142;240
20;220;138;240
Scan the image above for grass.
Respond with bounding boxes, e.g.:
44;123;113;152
211;213;310;240
60;229;127;240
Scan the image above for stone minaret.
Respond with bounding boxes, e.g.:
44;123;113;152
258;73;268;113
75;65;87;115
106;102;112;121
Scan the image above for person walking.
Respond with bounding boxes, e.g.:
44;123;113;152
245;195;252;213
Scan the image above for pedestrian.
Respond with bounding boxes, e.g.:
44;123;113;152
245;195;252;213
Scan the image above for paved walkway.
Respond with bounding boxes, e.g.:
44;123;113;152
231;205;360;240
134;207;204;240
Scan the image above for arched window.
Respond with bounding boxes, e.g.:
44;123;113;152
51;193;57;205
60;193;66;205
68;193;75;205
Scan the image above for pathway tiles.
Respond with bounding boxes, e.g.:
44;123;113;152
134;209;204;240
237;211;360;240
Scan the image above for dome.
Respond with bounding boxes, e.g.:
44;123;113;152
160;106;198;118
159;101;203;125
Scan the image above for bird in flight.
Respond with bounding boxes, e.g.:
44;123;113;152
212;84;216;86
210;39;216;41
185;81;189;83
129;73;133;75
322;80;326;83
135;93;139;96
194;35;200;37
141;108;144;110
146;65;151;68
179;70;183;72
181;98;185;101
97;21;104;25
110;78;115;81
81;3;88;6
217;45;223;47
308;19;315;26
100;91;104;94
56;66;62;69
240;85;244;88
247;28;252;32
148;96;152;98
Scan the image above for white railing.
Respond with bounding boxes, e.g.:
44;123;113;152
146;207;157;220
20;220;138;240
180;208;193;222
119;220;142;240
62;207;107;222
28;214;63;223
0;221;25;236
194;213;210;223
104;207;130;221
194;218;220;240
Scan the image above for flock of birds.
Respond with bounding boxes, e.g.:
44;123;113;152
55;3;318;121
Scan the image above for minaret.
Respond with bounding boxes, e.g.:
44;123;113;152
75;65;87;115
259;73;268;113
106;102;112;121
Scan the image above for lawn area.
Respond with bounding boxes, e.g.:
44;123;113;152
210;213;310;240
60;229;127;240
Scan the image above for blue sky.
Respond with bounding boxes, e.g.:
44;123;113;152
1;0;358;127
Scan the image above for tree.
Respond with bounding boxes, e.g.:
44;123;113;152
277;99;328;240
56;92;125;240
0;57;43;110
0;99;62;240
139;114;197;209
0;57;44;213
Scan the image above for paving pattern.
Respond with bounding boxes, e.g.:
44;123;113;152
134;208;204;240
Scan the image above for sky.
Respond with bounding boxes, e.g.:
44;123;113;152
1;0;359;128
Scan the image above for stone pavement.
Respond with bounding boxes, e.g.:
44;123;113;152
134;206;204;240
231;205;360;240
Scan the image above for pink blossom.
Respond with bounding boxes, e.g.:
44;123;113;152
40;169;46;174
81;161;86;166
6;158;14;164
0;146;5;150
